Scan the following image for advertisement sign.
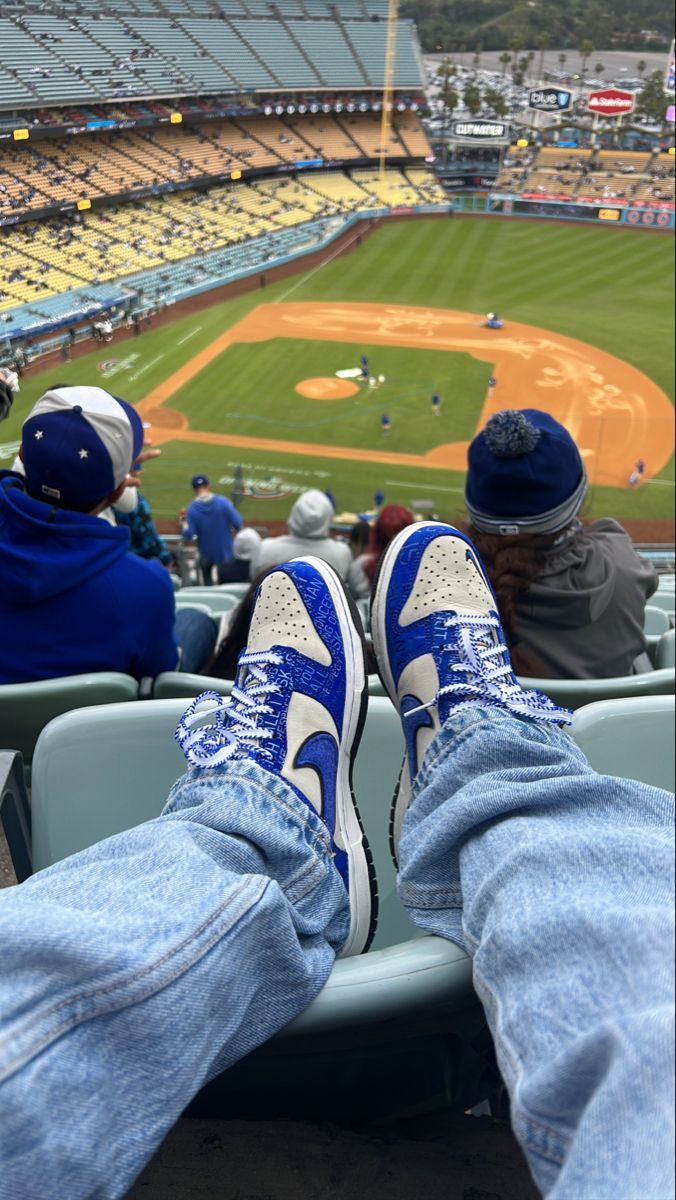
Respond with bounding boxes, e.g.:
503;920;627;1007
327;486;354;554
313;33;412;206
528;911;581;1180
666;39;675;94
528;88;572;112
586;88;635;116
598;209;621;221
452;121;508;139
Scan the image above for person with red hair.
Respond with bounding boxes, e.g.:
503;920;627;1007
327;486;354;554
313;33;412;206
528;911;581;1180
347;504;415;600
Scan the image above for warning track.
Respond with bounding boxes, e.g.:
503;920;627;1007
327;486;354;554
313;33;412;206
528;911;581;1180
139;302;675;488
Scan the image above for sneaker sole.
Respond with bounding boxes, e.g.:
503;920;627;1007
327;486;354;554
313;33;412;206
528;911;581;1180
301;557;378;957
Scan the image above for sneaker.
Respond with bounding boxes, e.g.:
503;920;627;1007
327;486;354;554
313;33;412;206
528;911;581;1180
175;557;377;957
371;522;572;866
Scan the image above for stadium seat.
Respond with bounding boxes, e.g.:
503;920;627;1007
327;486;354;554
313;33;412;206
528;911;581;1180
655;629;676;670
572;695;675;793
644;605;671;635
152;672;386;699
517;668;675;710
15;695;483;1117
645;592;675;619
0;672;139;777
152;672;235;699
173;591;240;615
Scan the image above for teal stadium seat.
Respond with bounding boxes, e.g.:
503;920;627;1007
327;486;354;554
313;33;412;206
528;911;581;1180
643;605;671;635
173;591;240;615
572;695;675;793
517;667;675;710
15;695;483;1117
0;672;139;775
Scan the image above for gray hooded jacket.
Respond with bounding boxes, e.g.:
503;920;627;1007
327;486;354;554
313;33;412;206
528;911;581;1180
513;519;658;679
254;490;351;580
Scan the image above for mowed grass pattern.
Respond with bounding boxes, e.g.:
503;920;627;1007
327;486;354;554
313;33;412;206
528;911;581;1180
1;218;673;523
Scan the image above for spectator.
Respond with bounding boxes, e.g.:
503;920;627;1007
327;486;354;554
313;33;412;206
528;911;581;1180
114;490;171;567
0;385;180;684
216;526;261;585
347;505;415;600
254;489;351;579
348;519;371;559
463;409;658;678
182;473;243;585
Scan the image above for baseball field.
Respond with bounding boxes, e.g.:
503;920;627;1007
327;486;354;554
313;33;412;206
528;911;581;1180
2;217;674;526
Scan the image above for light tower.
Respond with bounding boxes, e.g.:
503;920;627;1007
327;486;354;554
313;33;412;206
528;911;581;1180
377;0;398;208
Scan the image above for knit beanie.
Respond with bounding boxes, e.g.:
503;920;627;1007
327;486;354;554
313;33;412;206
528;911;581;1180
465;409;587;536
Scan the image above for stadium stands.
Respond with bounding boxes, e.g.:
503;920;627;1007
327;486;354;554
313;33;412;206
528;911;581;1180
0;113;431;219
0;166;444;311
0;6;423;109
493;145;675;207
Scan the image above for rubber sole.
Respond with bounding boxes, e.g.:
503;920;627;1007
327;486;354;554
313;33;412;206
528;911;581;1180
302;557;378;957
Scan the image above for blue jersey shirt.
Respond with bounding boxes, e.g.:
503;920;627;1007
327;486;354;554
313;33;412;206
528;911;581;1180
184;493;243;563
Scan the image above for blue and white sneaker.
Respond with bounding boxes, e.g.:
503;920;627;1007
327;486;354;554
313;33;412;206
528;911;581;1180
175;556;377;957
371;522;572;865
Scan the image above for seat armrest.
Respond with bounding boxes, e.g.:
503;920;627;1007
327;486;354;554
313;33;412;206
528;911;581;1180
0;750;32;882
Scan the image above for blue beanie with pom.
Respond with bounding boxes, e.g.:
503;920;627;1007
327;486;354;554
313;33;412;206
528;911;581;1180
465;409;587;535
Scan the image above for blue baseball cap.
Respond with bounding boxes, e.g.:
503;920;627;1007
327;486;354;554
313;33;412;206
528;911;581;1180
21;385;144;513
191;474;209;488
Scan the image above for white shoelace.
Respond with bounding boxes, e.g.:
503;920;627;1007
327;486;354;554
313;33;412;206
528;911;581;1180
175;650;283;768
405;613;572;726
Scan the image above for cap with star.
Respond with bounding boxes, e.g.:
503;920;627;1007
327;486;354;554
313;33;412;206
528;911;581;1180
21;385;144;513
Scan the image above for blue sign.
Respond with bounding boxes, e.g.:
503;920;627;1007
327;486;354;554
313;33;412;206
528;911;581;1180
528;88;572;112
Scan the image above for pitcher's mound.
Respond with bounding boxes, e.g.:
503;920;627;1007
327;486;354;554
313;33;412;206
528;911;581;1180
296;377;359;400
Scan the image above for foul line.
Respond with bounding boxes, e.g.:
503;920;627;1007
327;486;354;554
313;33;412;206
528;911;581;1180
129;354;164;382
176;326;203;346
275;224;370;304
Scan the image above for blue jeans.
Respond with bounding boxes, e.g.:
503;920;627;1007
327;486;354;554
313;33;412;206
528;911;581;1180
0;708;673;1200
174;607;217;674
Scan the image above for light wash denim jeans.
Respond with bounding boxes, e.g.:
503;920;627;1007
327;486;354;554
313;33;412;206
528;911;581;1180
0;707;673;1200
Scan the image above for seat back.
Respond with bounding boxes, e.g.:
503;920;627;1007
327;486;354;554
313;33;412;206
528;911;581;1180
646;591;675;618
518;668;675;710
174;591;240;615
572;695;675;792
153;672;387;700
0;673;139;767
30;696;413;946
644;605;671;635
655;630;676;670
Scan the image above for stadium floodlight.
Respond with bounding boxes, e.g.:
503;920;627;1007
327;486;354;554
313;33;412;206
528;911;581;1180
287;105;296;113
298;104;307;113
275;104;284;114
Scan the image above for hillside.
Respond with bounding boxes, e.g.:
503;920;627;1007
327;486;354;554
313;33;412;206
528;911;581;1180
401;0;674;52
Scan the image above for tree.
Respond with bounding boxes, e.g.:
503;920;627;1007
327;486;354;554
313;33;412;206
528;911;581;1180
579;40;594;77
637;60;647;77
437;56;459;126
472;45;482;69
595;62;605;77
536;33;551;82
558;52;567;73
463;84;483;116
637;70;668;123
484;87;508;117
499;51;512;78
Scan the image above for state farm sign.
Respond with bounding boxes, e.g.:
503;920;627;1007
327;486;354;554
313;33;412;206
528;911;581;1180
587;88;636;116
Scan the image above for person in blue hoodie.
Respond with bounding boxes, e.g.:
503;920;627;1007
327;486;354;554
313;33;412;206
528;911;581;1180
0;385;184;685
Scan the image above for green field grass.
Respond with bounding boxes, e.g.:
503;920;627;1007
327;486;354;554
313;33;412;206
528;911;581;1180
172;339;487;451
1;218;673;525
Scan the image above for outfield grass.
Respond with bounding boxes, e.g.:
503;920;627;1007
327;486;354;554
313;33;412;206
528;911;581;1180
2;217;673;525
